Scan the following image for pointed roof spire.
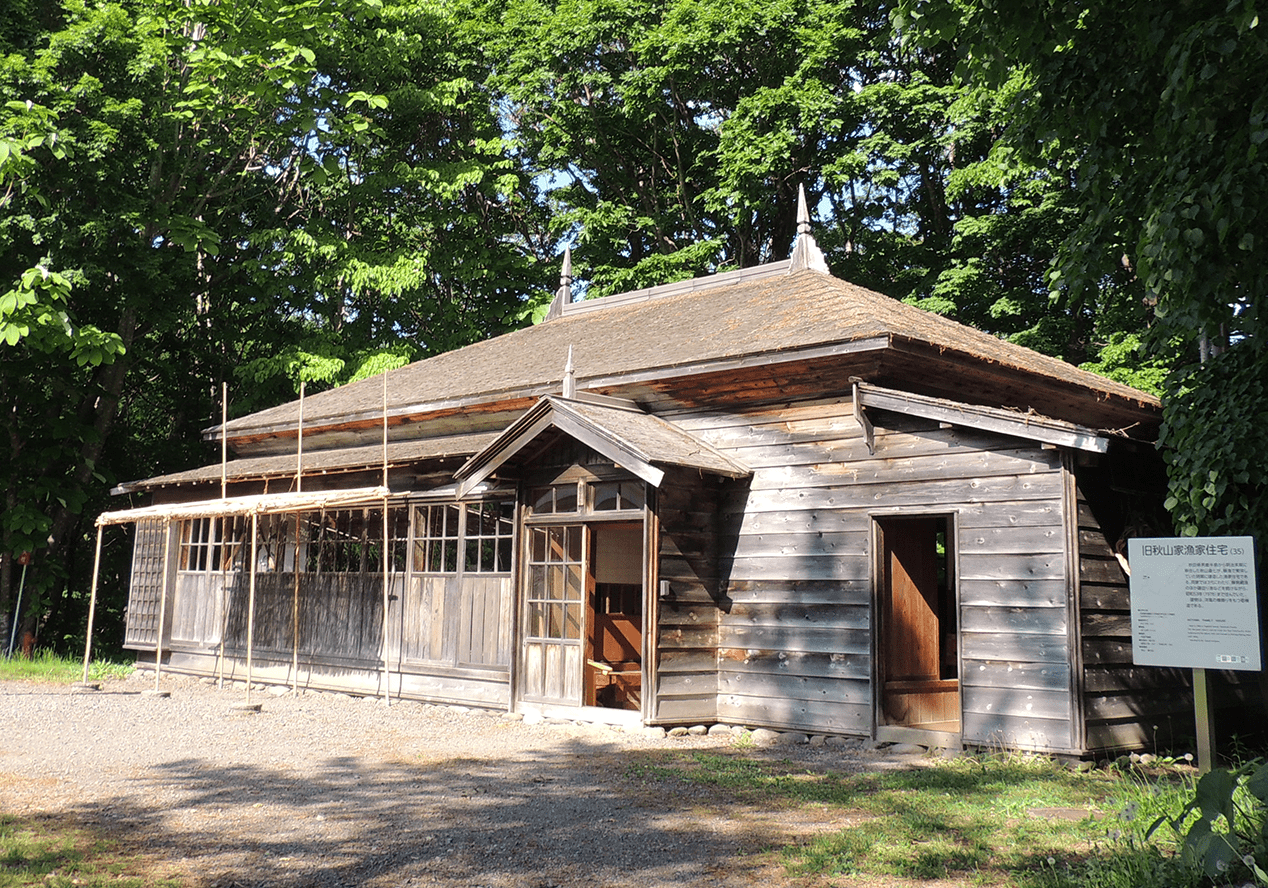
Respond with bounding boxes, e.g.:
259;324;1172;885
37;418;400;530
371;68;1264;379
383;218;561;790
562;344;576;399
545;246;574;321
788;184;830;275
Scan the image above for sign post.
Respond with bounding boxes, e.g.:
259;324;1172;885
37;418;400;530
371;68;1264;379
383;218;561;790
1128;537;1261;773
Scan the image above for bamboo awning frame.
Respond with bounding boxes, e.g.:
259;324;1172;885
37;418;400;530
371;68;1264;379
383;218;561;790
94;485;394;527
81;377;399;710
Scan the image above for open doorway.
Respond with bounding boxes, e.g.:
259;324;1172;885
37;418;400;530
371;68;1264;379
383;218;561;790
876;515;958;732
584;523;643;710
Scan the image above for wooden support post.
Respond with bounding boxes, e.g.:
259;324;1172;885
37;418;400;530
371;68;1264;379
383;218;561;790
216;519;229;690
153;521;172;693
79;525;104;687
220;383;228;500
1194;667;1217;774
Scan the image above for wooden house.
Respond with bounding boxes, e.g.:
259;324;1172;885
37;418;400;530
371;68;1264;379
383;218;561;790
104;206;1180;755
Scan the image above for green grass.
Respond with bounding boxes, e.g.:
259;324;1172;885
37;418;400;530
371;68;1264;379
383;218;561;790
0;815;180;888
625;749;1206;887
0;651;132;684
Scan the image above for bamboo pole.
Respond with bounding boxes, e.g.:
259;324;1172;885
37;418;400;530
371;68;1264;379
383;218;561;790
215;518;229;689
292;511;301;695
217;388;229;688
381;370;391;705
79;525;104;685
296;381;304;493
220;382;228;500
246;511;258;707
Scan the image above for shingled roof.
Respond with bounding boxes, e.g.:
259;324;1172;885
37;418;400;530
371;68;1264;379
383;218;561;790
216;267;1158;445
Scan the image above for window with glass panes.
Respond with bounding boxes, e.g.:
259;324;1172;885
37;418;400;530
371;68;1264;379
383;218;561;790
179;516;245;572
464;501;514;573
528;482;580;515
525;525;584;640
413;504;461;573
592;480;646;512
303;508;408;574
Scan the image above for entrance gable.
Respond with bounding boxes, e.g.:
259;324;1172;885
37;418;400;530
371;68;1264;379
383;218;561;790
455;395;749;496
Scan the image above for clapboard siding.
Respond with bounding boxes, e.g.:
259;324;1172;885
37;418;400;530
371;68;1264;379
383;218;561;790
961;711;1071;752
962;660;1071;692
960;578;1066;608
722;472;1065;514
1072;454;1191;753
654;468;723;723
669;404;1073;743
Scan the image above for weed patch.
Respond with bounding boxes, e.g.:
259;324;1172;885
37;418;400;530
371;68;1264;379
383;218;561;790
0;814;179;888
0;652;131;684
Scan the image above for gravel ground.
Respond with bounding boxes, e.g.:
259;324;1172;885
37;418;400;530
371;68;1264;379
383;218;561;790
0;671;900;888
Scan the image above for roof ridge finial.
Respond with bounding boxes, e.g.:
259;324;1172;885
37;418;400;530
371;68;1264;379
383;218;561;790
788;184;830;276
544;246;574;322
796;183;812;236
562;344;576;399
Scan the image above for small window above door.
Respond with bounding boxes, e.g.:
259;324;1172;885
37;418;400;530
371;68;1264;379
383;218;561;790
528;476;646;517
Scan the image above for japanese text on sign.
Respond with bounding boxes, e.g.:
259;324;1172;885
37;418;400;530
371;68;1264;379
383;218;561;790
1128;537;1261;671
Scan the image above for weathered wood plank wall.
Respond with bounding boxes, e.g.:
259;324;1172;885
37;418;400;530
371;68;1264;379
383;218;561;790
654;467;723;722
1073;461;1197;753
666;399;1076;749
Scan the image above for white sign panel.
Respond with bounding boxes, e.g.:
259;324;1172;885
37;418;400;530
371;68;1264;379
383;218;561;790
1128;536;1261;671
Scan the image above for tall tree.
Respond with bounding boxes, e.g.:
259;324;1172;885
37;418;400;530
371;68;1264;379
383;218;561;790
893;0;1268;539
0;0;547;652
476;0;1157;382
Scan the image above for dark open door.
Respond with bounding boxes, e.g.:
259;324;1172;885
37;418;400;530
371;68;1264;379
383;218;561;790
877;515;959;732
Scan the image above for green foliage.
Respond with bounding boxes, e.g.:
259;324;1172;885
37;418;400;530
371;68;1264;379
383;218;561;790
0;0;549;652
0;266;124;363
1158;340;1268;539
893;0;1268;538
1147;760;1268;885
1079;333;1171;398
480;0;1110;358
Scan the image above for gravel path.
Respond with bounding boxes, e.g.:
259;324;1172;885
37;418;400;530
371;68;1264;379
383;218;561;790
0;671;889;888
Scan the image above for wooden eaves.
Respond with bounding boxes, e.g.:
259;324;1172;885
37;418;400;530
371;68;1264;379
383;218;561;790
852;381;1112;455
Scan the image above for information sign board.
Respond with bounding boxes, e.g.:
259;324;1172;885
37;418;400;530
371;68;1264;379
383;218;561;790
1128;536;1261;671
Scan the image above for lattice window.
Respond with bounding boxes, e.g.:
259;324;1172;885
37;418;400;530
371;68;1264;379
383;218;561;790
124;519;168;649
592;480;646;512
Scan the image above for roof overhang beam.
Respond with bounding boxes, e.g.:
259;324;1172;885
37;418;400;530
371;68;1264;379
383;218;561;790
854;382;1110;453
